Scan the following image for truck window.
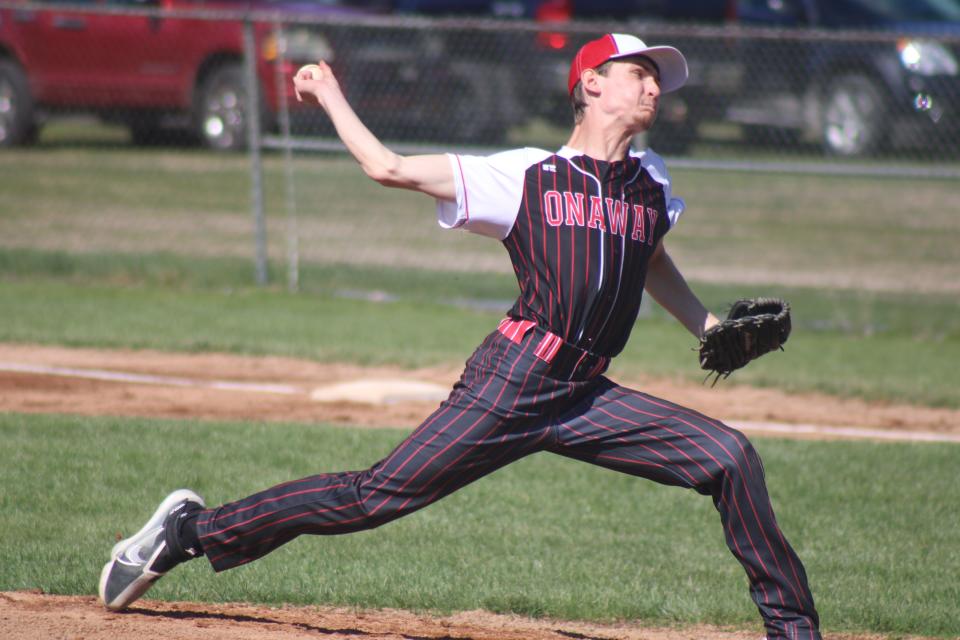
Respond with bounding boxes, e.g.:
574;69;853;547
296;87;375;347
738;0;808;24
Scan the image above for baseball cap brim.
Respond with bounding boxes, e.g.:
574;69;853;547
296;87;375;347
568;33;689;95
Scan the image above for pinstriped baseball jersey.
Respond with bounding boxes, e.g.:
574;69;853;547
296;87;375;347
438;146;684;357
191;145;822;640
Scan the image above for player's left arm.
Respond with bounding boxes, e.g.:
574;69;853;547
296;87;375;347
644;242;719;339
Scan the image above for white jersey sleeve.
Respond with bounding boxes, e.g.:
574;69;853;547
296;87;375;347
633;148;685;228
436;147;552;240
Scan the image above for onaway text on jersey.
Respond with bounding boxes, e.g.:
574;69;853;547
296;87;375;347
542;190;660;245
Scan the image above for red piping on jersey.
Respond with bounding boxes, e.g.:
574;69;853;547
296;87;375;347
523;165;538;319
497;317;536;344
533;331;563;362
538;162;552;326
497;318;576;367
454;155;469;223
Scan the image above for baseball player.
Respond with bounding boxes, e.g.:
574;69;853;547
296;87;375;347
99;33;822;640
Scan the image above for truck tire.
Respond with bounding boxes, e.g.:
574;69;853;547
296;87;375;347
195;63;248;151
0;60;37;147
821;74;885;157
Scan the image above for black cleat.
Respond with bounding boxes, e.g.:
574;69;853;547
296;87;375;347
98;489;205;611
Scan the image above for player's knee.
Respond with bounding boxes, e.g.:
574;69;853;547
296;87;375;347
354;474;424;528
716;428;764;482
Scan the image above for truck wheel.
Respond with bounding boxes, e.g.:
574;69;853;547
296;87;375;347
195;64;248;151
0;60;37;147
821;74;885;157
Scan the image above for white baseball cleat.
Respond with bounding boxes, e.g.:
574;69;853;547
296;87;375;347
98;489;205;611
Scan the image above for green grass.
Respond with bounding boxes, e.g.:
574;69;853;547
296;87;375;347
0;278;497;367
4;247;960;337
3;94;957;640
2;145;958;295
2;254;959;406
1;413;958;637
0;247;521;304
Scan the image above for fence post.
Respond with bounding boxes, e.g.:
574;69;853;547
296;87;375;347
273;22;300;293
243;17;268;286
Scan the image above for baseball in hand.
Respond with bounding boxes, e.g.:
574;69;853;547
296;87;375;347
294;63;322;102
297;64;322;80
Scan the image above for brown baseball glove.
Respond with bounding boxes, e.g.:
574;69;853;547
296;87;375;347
698;298;791;383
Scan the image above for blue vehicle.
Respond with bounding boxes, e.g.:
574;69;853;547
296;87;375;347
726;0;960;155
397;0;960;156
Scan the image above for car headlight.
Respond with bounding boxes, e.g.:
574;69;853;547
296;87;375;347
897;39;958;77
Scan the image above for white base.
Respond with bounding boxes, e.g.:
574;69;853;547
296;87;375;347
310;379;449;405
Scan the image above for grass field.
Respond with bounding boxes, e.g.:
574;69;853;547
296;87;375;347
1;140;959;406
2;135;959;297
1;132;959;638
1;273;958;407
2;413;959;637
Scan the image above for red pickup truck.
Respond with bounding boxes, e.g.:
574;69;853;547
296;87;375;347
0;0;387;148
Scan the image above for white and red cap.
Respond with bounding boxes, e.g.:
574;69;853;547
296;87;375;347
567;33;688;95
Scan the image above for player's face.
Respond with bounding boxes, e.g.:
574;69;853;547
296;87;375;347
599;58;661;132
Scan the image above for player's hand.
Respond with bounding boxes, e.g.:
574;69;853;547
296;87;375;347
701;312;720;339
292;60;341;108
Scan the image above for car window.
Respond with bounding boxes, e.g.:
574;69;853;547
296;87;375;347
820;0;960;24
632;0;729;23
261;0;390;7
104;0;160;5
737;0;809;25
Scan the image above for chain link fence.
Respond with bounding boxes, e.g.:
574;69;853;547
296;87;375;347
2;2;958;292
2;2;959;164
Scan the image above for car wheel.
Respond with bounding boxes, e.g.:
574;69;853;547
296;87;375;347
0;60;37;147
195;64;248;151
821;74;885;157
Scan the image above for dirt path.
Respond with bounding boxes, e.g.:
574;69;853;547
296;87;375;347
0;591;930;640
1;343;958;435
3;343;957;640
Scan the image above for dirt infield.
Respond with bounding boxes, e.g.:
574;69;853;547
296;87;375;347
3;343;957;640
2;343;958;435
0;591;937;640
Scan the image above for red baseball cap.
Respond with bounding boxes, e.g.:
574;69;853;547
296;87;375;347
567;33;688;95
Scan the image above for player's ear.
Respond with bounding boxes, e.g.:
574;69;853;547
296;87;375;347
581;68;603;97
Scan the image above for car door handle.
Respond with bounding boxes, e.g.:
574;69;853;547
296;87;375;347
52;15;87;30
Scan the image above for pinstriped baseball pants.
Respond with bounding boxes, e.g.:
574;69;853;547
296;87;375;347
196;325;821;640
